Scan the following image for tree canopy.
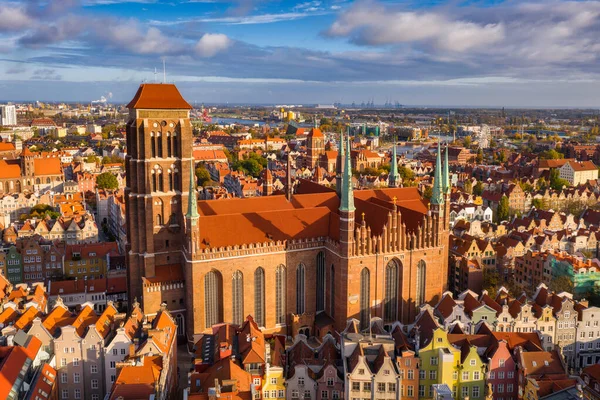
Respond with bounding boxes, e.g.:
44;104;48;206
96;172;119;190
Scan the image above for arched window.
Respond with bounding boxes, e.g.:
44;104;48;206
275;265;286;325
360;268;370;329
204;270;222;328
168;169;173;191
150;132;156;158
384;260;399;322
152;166;163;192
35;178;40;185
175;313;185;336
296;263;305;314
232;270;244;325
254;267;265;327
416;260;426;308
316;251;325;312
157;132;163;158
156;213;163;226
46;178;50;184
167;132;172;157
174;170;179;190
172;132;178;157
330;264;335;317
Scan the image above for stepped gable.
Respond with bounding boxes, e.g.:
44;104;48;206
126;83;192;109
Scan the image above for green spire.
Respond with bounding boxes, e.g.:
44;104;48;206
443;143;450;194
186;158;199;219
340;132;355;212
389;136;400;187
431;140;444;206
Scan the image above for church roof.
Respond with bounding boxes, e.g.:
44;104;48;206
126;83;192;110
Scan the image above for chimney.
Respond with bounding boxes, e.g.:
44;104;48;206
129;342;136;358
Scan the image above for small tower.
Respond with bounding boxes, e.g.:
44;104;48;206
20;148;35;177
388;136;400;188
339;134;355;257
430;140;444;210
286;152;293;201
306;126;324;169
186;153;200;255
336;127;346;198
262;167;273;196
443;143;450;195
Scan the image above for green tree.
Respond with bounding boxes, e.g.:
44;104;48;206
422;186;433;200
463;180;473;194
549;275;573;294
463;136;472;147
398;166;414;181
539;149;564;160
241;158;263;178
96;172;119;190
195;166;211;186
549;169;569;190
26;204;60;220
496;195;510;222
532;198;545;209
476;148;483;164
473;181;484;196
482;268;500;299
85;155;99;164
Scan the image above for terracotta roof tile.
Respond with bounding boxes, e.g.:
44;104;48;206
126;83;192;110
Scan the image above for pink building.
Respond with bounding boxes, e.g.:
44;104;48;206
487;339;518;400
315;362;344;400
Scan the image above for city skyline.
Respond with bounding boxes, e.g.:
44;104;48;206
2;0;600;106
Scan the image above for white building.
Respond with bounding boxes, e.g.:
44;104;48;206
559;160;599;186
0;105;17;126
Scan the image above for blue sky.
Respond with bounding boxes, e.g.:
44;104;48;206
1;0;600;106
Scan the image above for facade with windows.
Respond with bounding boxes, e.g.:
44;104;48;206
125;83;450;343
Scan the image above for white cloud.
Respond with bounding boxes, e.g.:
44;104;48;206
96;20;184;54
0;5;32;32
327;2;504;52
195;33;231;57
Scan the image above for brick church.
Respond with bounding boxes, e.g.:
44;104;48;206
125;83;450;344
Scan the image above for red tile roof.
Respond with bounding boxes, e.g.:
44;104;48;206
126;83;192;110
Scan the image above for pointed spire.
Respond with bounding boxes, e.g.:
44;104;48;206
443;142;450;194
431;139;444;206
186;157;199;219
340;132;355;212
336;128;345;198
389;135;400;188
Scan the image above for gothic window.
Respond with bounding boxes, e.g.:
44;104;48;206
254;267;265;327
360;268;370;329
174;170;179;190
157;132;163;158
296;263;305;314
384;260;399;322
276;265;286;325
232;270;243;325
46;178;50;184
175;313;184;336
330;264;335;317
156;213;163;226
172;133;178;157
204;270;222;328
167;132;172;157
35;178;40;185
316;251;325;312
151;132;156;158
416;260;426;308
168;169;173;191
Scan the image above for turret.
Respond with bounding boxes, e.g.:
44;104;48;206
262;167;273;196
389;136;400;188
339;133;355;256
336;128;346;198
186;154;199;254
430;140;444;208
443;143;450;195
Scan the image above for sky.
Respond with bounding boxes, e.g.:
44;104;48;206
1;0;600;106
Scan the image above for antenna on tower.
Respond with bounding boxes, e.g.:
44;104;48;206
162;58;166;83
154;67;157;83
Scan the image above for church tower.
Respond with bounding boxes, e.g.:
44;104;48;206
125;83;193;312
339;134;355;256
388;136;400;188
306;126;324;169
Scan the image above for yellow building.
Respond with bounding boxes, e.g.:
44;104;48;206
262;363;286;400
418;328;461;399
